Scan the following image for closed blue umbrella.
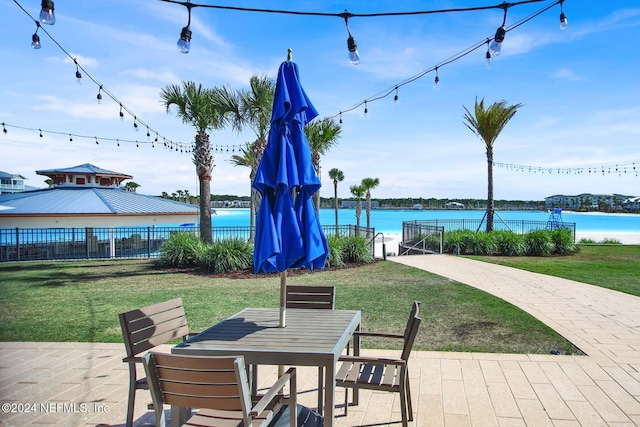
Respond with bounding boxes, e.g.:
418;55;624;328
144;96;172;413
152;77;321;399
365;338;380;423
253;51;329;327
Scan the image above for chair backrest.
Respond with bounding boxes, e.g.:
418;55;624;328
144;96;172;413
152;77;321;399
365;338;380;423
285;285;335;310
400;302;422;361
143;352;252;423
402;301;420;340
119;298;190;358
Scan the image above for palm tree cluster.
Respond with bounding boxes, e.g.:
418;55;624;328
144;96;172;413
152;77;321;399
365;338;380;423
349;177;380;232
160;76;342;243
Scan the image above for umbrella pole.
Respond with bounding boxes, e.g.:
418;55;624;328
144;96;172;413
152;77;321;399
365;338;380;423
280;271;287;327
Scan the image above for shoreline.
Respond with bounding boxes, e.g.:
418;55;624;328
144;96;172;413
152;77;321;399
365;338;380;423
374;232;640;256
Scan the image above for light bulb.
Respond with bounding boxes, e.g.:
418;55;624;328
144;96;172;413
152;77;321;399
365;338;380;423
39;0;55;25
31;33;41;49
560;12;568;30
485;50;492;67
75;70;82;84
177;26;192;53
347;36;360;65
490;26;506;56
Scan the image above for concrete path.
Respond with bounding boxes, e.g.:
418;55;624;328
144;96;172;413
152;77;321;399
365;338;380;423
1;255;639;426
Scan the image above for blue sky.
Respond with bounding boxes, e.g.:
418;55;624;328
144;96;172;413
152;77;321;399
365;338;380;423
1;0;639;201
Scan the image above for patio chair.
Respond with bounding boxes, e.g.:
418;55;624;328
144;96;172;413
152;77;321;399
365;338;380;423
142;352;298;427
336;301;421;427
285;285;335;310
118;298;199;427
285;285;335;413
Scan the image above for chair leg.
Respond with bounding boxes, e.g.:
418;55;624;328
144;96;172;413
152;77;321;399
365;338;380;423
126;367;136;427
399;383;408;427
405;376;414;422
317;367;324;414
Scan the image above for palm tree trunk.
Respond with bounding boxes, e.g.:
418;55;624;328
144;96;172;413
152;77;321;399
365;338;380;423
333;181;339;236
199;174;213;242
366;192;372;229
486;149;494;232
356;200;362;229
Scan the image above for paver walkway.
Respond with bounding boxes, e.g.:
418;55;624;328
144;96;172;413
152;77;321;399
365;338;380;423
1;254;639;426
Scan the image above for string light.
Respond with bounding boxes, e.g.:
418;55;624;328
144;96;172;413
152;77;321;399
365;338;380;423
12;0;184;154
489;3;508;56
0;122;198;153
96;86;103;103
329;1;565;124
160;0;549;57
434;66;440;88
485;39;492;66
494;161;639;177
39;0;55;25
364;100;368;117
341;10;360;65
177;2;193;53
73;58;82;84
31;21;41;49
133;117;139;131
559;0;568;29
394;87;399;104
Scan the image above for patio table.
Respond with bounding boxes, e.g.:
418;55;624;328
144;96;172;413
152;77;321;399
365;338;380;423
171;307;361;427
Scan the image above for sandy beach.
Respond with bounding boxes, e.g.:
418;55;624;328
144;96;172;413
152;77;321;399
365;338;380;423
374;232;640;257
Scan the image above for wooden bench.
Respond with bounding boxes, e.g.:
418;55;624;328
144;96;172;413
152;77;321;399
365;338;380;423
118;298;198;427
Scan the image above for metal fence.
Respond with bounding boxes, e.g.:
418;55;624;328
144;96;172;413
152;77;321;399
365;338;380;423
400;223;445;255
405;218;576;236
0;224;375;263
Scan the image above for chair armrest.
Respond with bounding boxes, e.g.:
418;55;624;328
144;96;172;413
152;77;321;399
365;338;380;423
183;331;201;341
354;331;404;339
251;367;296;417
123;356;144;364
338;355;406;366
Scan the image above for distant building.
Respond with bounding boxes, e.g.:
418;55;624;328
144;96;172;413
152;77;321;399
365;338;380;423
0;163;199;228
545;193;638;212
445;201;464;209
341;200;379;209
0;171;28;194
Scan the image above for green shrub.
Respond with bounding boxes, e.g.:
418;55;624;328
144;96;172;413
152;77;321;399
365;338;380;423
157;232;207;267
343;235;373;263
601;238;622;245
493;230;526;256
524;230;554;256
578;238;596;244
469;232;497;256
197;239;253;273
325;236;346;268
551;228;576;254
444;230;476;254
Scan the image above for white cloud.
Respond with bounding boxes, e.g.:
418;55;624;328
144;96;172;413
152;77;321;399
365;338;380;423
551;68;583;81
63;53;98;68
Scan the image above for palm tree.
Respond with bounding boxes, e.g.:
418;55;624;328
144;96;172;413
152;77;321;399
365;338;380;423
124;181;140;192
184;189;191;204
228;142;257;240
44;178;54;188
176;189;185;202
463;97;522;232
161;191;169;199
328;168;344;236
215;75;275;233
361;177;380;232
160;81;227;243
349;184;366;229
305;117;342;213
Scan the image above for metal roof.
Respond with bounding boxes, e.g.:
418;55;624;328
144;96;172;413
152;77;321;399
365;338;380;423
35;163;132;178
0;187;199;215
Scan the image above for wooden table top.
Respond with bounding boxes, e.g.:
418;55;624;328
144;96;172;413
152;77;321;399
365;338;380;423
173;308;361;366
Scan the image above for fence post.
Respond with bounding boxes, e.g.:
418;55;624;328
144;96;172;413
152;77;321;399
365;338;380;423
15;228;20;262
147;226;151;257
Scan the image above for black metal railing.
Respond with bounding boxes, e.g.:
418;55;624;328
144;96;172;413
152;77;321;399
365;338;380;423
0;224;375;263
404;218;576;236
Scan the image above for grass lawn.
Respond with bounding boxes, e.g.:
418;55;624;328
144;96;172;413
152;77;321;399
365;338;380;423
470;245;640;297
0;259;581;355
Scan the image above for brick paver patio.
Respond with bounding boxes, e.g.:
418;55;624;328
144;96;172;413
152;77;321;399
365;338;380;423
1;254;638;426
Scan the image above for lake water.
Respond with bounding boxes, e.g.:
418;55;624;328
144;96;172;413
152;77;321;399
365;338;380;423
213;208;640;235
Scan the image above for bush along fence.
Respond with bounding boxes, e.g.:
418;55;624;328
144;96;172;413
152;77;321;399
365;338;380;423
401;219;577;256
0;224;375;263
